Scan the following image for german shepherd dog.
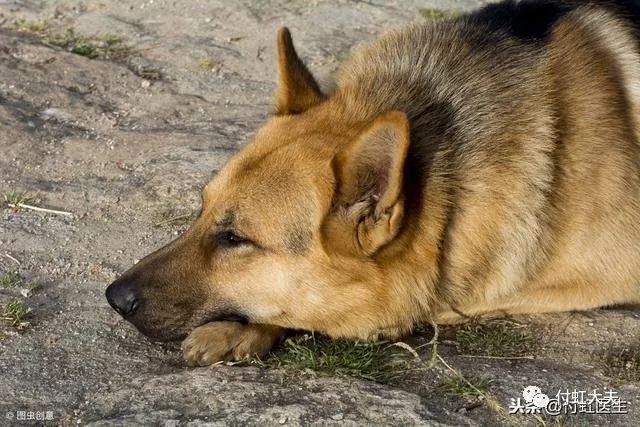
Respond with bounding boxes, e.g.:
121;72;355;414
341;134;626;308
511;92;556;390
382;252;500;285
106;0;640;366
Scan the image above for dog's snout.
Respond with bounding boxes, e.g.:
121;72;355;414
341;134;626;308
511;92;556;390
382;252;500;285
106;279;140;318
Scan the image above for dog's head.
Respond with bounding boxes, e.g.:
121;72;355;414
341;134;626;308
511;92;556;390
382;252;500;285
106;28;415;341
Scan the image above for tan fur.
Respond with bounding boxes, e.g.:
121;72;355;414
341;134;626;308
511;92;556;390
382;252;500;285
107;1;640;365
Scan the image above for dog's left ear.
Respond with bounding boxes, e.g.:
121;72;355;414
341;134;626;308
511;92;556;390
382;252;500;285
275;27;324;115
334;111;410;255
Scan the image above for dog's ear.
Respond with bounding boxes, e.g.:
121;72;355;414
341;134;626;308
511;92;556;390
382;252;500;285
333;111;410;255
275;27;323;115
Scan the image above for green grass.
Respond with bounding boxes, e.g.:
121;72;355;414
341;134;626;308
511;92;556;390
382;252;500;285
3;190;34;207
0;272;22;288
454;322;532;357
438;372;493;399
42;29;133;60
8;18;48;33
418;8;462;20
0;271;39;298
259;334;412;382
598;345;640;382
3;19;133;61
2;299;30;328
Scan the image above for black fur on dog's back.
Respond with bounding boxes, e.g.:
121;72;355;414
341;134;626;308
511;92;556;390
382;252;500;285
471;0;640;42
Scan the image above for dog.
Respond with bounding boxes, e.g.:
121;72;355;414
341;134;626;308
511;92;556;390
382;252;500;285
106;0;640;366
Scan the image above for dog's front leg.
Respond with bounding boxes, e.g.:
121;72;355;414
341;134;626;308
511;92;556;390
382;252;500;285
182;322;285;366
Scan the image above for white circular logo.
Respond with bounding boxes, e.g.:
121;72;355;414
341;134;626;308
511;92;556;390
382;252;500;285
523;385;541;403
532;393;550;408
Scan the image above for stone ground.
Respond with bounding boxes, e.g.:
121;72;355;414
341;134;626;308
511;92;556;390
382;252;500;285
1;0;639;425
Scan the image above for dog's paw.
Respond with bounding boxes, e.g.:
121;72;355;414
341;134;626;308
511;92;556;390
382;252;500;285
182;321;284;367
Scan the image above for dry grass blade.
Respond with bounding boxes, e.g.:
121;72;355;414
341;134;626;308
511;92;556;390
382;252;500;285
7;203;73;216
390;341;420;360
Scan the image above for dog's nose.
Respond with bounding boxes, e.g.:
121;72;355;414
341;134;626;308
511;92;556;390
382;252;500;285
105;280;140;317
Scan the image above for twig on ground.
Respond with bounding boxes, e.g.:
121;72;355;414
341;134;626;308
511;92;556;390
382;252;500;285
390;341;421;360
421;321;505;416
154;214;191;227
2;253;20;265
457;354;534;360
426;321;439;369
8;203;73;217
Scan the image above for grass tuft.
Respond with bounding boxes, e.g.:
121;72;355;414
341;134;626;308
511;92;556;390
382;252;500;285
418;8;462;20
454;322;532;357
438;372;493;399
259;334;411;382
8;18;48;33
2;299;31;328
42;29;133;60
3;190;34;208
2;19;134;61
0;272;22;288
598;345;640;382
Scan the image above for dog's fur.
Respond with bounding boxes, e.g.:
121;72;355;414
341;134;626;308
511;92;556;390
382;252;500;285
106;0;640;366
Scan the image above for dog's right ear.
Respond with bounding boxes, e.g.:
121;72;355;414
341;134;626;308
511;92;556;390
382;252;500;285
274;27;324;115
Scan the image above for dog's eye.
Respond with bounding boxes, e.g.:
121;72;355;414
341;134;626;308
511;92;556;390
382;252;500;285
214;230;250;248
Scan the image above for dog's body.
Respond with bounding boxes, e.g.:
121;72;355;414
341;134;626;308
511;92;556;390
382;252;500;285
107;0;640;365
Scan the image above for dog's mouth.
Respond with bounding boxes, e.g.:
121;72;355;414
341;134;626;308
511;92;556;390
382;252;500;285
203;311;249;326
132;307;251;343
143;312;250;343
